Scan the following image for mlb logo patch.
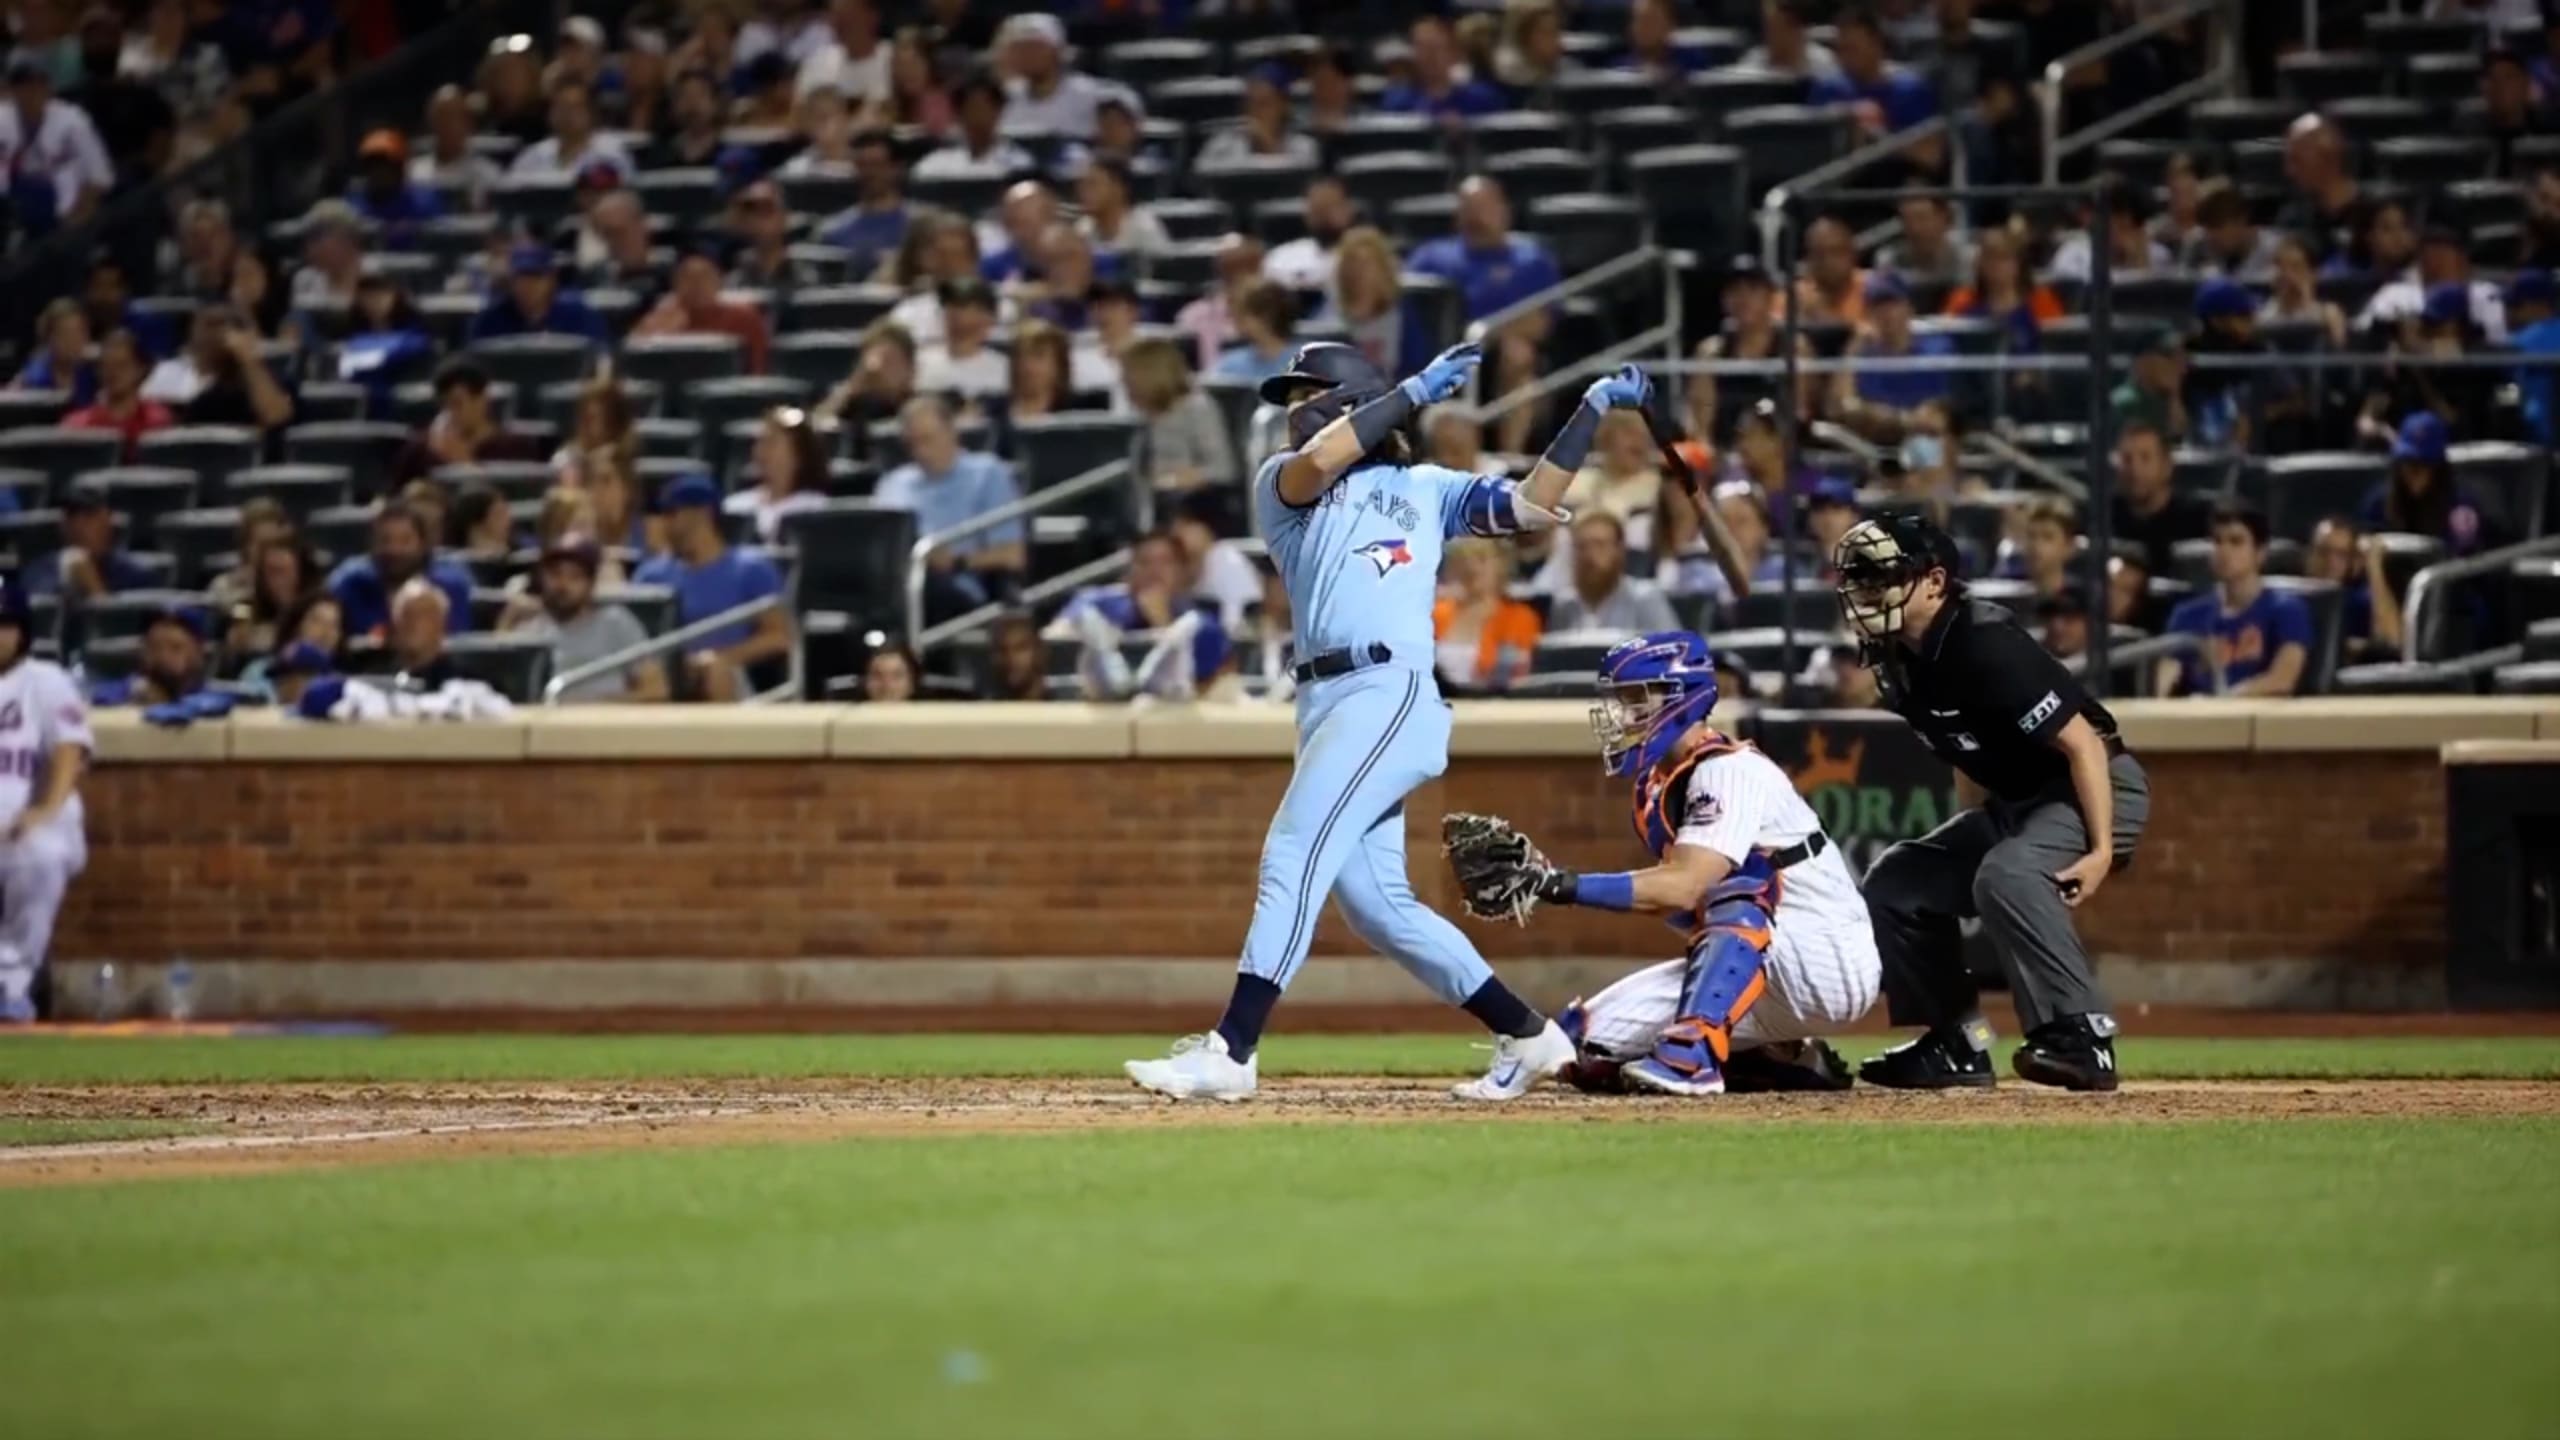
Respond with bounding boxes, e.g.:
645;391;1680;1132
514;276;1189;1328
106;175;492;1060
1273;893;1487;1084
1353;539;1413;577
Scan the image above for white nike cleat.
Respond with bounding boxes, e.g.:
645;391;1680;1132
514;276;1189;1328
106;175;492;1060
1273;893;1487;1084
1126;1032;1258;1102
1451;1019;1578;1101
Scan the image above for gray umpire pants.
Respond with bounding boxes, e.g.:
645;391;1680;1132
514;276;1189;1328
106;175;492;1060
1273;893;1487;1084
1863;754;2150;1035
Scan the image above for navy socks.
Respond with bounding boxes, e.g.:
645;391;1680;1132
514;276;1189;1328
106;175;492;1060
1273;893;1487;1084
1462;977;1545;1040
1214;974;1284;1062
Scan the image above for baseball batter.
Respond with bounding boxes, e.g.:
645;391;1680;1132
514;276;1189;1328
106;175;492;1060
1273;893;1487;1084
0;581;91;1023
1442;632;1878;1095
1127;342;1654;1102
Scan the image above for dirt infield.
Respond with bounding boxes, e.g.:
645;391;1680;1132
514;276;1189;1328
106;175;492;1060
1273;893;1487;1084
3;1076;2554;1188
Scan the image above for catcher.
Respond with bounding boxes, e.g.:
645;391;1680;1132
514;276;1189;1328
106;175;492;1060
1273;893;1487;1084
1443;631;1880;1095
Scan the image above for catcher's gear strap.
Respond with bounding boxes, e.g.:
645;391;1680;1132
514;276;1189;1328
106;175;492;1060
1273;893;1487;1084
1454;476;1568;536
1631;733;1750;850
1676;881;1776;1064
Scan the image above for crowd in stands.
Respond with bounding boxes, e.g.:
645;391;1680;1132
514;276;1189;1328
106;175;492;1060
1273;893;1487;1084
1;0;2556;716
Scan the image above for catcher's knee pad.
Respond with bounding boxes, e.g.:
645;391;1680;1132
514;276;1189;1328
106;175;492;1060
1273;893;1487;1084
1671;882;1776;1065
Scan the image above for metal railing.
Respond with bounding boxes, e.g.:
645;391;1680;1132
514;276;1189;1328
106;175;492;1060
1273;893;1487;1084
921;550;1134;653
541;592;800;704
904;458;1137;652
1760;113;1957;268
1466;325;1683;429
1969;428;2089;504
2401;536;2560;665
2038;0;2242;185
1460;245;1681;410
2065;630;2224;695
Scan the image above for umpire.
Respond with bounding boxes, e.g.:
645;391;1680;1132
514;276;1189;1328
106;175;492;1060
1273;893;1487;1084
1832;512;2149;1092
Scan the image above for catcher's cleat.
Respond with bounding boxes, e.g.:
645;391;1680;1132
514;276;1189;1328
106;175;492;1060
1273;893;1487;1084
1621;1019;1727;1097
1125;1032;1258;1102
1858;1027;1997;1090
1723;1038;1856;1093
2011;1014;2121;1093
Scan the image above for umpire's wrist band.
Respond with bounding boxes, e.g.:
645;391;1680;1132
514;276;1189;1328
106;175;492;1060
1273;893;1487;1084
1540;400;1603;473
1353;386;1419;451
1570;872;1636;910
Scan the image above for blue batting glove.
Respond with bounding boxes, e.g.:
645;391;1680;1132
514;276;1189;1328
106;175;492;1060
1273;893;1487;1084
1398;342;1484;406
1583;364;1652;411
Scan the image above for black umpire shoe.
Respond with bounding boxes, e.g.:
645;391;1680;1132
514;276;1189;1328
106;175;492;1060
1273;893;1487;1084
2012;1015;2121;1092
1857;1028;1997;1089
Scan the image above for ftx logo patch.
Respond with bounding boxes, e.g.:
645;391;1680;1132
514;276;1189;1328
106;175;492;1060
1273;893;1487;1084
1353;539;1413;577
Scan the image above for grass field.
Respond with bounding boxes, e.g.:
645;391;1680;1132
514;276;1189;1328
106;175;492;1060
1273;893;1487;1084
2;1034;2554;1439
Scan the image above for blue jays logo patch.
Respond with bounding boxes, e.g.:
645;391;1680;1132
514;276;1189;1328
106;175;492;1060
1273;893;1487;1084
1353;538;1413;577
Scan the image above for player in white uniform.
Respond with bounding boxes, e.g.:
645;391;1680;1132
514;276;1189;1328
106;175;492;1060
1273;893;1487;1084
1442;631;1878;1094
0;580;91;1022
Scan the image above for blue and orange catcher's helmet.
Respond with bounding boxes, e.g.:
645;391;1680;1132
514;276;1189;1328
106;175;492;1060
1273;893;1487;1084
1591;630;1721;778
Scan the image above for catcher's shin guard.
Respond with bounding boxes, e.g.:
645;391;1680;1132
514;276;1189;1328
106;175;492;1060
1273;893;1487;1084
1653;876;1777;1075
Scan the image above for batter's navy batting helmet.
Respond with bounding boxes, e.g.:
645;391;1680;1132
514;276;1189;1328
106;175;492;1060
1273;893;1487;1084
1256;341;1386;406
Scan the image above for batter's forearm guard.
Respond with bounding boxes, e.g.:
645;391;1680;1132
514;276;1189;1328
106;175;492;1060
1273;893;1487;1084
1538;398;1604;475
1346;384;1417;455
1455;477;1567;537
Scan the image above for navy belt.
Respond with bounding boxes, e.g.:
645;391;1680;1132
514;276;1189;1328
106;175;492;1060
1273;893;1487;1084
1766;832;1828;870
1290;642;1395;685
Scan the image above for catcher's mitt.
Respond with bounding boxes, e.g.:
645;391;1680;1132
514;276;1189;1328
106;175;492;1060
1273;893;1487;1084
1441;812;1567;925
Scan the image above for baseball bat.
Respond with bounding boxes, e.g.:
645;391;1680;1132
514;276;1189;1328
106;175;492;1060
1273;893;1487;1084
1639;386;1754;601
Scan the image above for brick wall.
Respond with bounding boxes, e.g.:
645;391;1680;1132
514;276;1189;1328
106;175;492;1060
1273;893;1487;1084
66;750;2442;967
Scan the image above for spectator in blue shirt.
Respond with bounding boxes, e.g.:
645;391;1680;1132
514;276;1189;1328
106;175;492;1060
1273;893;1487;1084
872;395;1027;620
1379;16;1508;123
1617;0;1706;86
2161;501;2315;698
1812;6;1945;177
13;297;96;406
327;503;475;643
92;606;210;708
346;128;442;247
468;245;607;347
23;485;158;601
2503;269;2560;445
819;127;913;280
1407;175;1560;450
633;475;793;702
1830;271;1954;444
1050;528;1233;701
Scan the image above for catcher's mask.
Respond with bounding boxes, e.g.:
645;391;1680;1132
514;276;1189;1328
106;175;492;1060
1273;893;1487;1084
1833;512;1958;641
1261;340;1391;449
1590;630;1721;778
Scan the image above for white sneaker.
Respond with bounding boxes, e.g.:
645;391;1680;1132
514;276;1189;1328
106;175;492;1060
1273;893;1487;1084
1126;1032;1258;1102
1451;1019;1578;1101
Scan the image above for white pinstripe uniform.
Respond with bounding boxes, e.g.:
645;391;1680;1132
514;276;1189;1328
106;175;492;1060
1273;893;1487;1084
0;660;88;1013
1578;745;1882;1057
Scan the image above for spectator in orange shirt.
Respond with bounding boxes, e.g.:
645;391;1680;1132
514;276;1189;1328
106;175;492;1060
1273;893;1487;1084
1433;537;1543;693
632;245;772;373
1784;214;1867;327
61;329;173;459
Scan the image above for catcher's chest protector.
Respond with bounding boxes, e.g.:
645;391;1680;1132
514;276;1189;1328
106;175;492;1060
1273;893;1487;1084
1630;736;1783;940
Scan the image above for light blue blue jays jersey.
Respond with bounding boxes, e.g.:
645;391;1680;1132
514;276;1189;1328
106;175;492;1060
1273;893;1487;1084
1253;453;1521;664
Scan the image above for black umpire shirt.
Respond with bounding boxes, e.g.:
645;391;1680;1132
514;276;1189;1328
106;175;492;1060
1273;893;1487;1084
1875;598;2120;804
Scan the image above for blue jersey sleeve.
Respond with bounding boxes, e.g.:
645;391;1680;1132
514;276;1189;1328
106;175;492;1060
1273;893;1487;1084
2267;592;2315;654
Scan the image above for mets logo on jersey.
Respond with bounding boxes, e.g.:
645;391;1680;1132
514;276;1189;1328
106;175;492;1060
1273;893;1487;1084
1353;538;1413;577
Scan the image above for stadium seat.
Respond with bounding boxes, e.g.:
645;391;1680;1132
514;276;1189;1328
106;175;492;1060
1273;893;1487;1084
0;428;121;497
418;292;485;350
2449;442;2548;542
469;334;595;393
82;467;202;544
153;508;237;588
0;390;67;432
2374;137;2496;191
1148;76;1245;128
600;582;676;636
779;501;916;634
0;467;45;510
433;460;554;504
2276;51;2389;108
1589;106;1698;175
442;632;554;703
225;463;353;520
294;382;369;425
1465;112;1572;161
1624;144;1748;253
688;376;812;458
2527;617;2560;662
620;337;745;412
1687;68;1807;131
1386;193;1461;242
786;284;902;334
414;214;496;262
491;176;577;233
2322;97;2434;146
2491;660;2560;695
1102;38;1214;90
82;588;214;643
2262;575;2346;693
2262;452;2386;547
2368;13;2491;55
1483;148;1599;209
284;421;412;502
1323;113;1436;165
1731;581;1841;632
1148;197;1232;243
2333;661;2476;695
632;417;702;461
770;331;860;396
2188;97;2294;149
1549;70;1659;122
1722;105;1851;196
1337;153;1450;214
907;171;1009;219
131;427;262;496
633;168;723;223
0;509;61;563
780;171;859;221
303;504;376;564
